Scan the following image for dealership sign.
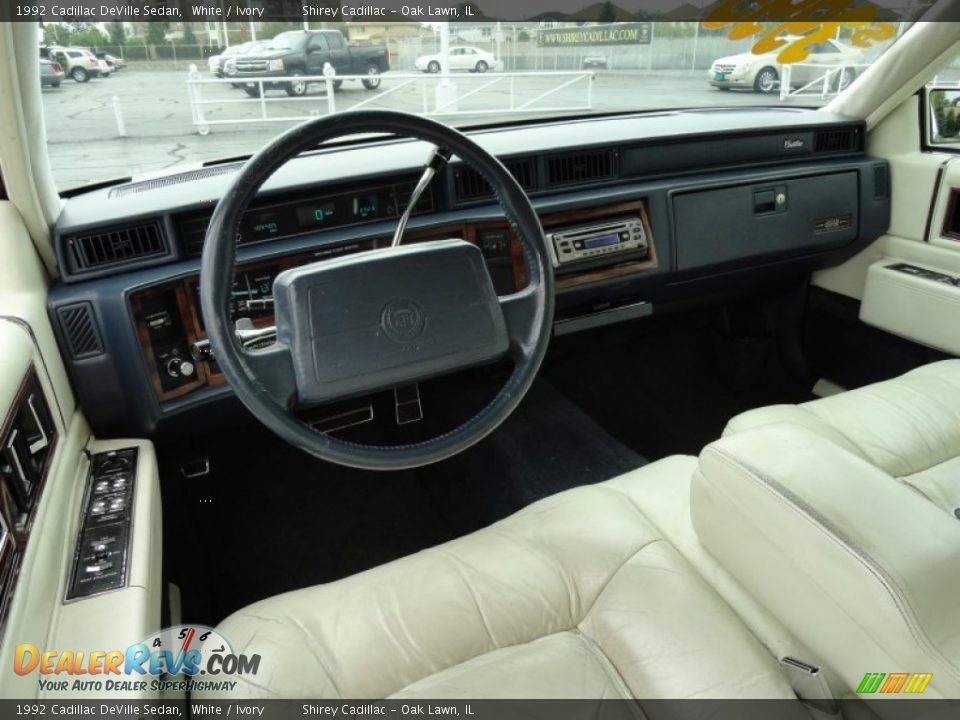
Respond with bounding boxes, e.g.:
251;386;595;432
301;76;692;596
538;23;652;47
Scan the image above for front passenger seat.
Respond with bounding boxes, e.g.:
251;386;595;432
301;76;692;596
203;458;801;700
724;360;960;517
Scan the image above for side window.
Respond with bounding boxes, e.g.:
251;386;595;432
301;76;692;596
927;51;960;150
809;43;833;55
327;34;344;50
68;51;82;58
929;88;960;148
308;35;328;52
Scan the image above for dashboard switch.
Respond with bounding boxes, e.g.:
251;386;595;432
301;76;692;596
165;357;195;379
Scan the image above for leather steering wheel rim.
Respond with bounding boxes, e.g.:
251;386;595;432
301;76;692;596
200;110;554;471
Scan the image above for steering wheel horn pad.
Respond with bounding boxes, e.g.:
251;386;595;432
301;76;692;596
200;110;553;470
273;239;509;406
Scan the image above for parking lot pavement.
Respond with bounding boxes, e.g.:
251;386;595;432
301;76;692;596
43;67;829;190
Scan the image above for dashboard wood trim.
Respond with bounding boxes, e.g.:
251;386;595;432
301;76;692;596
541;200;657;289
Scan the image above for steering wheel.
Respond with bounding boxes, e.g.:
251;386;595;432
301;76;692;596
200;110;554;471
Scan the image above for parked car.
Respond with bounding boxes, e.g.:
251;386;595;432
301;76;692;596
221;41;267;79
582;55;609;69
96;52;126;70
208;41;256;77
43;46;102;83
233;30;390;97
709;37;864;93
416;46;496;73
39;58;64;88
98;58;115;77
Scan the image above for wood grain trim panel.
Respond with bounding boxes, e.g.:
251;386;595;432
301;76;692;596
0;366;59;631
542;200;657;290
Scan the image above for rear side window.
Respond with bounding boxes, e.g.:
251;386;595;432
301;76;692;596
327;33;344;50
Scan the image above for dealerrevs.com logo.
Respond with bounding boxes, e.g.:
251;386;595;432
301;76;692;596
13;625;260;694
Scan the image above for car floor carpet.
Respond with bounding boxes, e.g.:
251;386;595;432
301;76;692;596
542;306;815;460
162;379;644;626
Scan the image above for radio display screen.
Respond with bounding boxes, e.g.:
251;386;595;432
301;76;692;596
584;234;620;249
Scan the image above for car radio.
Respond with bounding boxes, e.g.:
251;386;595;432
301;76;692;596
547;217;648;269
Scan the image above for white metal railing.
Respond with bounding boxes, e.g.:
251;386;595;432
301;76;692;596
186;64;594;135
778;62;872;101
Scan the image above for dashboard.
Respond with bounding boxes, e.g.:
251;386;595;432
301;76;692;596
47;109;891;438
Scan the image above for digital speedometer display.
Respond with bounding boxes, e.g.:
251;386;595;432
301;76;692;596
178;179;437;257
296;202;337;229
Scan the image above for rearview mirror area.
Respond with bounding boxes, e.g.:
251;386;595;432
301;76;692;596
929;87;960;146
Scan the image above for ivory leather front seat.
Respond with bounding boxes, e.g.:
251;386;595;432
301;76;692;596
724;360;960;516
693;423;960;699
206;459;802;700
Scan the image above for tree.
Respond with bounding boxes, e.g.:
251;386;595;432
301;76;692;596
599;2;618;22
942;112;958;139
183;22;196;44
43;24;71;46
61;21;93;35
70;26;107;49
107;21;126;46
145;22;167;45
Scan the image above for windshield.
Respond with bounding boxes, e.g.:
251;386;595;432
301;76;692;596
266;32;306;51
39;20;912;192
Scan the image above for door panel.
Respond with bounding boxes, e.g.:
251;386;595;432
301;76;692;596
814;96;960;355
0;202;75;418
0;204;164;698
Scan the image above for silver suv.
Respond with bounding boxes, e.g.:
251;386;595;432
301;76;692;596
43;46;103;83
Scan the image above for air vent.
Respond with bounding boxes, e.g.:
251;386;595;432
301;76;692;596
454;158;537;202
546;148;618;188
56;303;103;359
873;164;888;199
814;127;861;154
108;164;241;198
66;221;168;272
179;216;209;258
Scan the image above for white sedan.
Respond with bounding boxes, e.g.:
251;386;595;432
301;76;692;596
709;37;865;94
415;46;496;74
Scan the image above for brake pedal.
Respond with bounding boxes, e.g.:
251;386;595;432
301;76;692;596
179;455;210;479
394;383;423;425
